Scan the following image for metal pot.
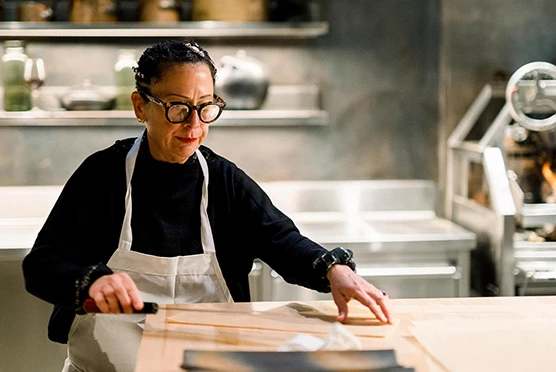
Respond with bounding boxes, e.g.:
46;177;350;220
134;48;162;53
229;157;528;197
61;79;115;110
215;50;269;110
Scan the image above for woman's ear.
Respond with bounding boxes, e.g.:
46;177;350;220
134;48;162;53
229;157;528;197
131;91;145;122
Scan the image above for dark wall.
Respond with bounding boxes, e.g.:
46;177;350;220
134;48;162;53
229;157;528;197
315;0;440;180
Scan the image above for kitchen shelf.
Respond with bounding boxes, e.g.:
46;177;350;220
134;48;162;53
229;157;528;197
0;21;329;39
0;109;329;127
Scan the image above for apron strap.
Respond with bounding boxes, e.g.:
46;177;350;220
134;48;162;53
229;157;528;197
196;148;216;253
118;131;144;245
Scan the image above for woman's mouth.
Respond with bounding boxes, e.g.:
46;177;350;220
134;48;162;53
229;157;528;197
176;137;197;144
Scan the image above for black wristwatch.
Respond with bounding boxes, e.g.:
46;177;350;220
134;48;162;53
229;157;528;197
312;247;356;279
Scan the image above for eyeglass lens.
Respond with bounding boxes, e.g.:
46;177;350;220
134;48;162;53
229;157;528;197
167;104;221;123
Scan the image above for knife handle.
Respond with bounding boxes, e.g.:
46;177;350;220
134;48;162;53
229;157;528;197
83;298;159;314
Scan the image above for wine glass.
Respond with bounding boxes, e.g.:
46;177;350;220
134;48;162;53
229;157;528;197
24;58;46;111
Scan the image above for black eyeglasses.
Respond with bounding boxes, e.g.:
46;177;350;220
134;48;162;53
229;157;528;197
139;89;226;124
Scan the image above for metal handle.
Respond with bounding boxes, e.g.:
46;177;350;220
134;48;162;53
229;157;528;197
355;265;462;280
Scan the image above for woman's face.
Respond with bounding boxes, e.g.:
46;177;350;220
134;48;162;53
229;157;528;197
132;63;214;164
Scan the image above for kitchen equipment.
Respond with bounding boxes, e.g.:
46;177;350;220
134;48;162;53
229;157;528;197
447;63;556;297
17;1;53;22
215;50;270;110
138;0;180;22
61;79;115;110
191;0;266;22
70;0;117;23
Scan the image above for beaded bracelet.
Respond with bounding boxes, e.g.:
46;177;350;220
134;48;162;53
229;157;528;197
74;264;99;311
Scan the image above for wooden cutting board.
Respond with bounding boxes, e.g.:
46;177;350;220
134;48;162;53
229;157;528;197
155;301;394;339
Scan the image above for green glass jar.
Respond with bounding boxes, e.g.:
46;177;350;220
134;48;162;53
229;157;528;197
114;49;137;111
2;40;31;111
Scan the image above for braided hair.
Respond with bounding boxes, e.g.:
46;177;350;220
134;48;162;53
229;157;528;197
133;40;217;93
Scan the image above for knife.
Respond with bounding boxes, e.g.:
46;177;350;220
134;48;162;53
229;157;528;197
83;298;159;314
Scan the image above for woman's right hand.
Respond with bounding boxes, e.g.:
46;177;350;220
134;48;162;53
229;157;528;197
88;272;144;314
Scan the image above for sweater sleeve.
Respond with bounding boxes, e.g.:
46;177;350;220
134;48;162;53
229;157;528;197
22;152;123;311
229;167;331;293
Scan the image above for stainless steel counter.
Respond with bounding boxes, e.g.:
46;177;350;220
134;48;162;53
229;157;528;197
293;213;475;252
258;180;477;302
0;218;44;259
0;185;61;259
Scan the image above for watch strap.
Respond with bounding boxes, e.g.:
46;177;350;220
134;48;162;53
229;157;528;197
312;247;356;280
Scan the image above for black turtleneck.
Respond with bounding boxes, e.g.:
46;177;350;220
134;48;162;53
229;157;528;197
131;139;203;257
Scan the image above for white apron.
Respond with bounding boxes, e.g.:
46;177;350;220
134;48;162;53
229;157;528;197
62;132;233;372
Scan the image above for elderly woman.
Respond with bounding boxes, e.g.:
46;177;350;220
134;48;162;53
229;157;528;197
22;40;392;372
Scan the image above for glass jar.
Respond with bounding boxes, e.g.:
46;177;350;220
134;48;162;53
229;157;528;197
114;49;137;111
2;40;31;111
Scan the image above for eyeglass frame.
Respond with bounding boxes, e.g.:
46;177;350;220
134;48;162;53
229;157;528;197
137;88;226;124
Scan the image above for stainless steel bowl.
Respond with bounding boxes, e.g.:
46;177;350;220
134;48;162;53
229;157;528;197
60;79;115;111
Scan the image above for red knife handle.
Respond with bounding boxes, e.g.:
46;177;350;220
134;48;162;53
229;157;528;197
83;298;159;314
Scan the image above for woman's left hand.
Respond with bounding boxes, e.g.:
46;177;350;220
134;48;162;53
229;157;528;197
327;264;393;324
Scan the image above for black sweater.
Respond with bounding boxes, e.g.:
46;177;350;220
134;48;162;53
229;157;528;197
22;136;329;343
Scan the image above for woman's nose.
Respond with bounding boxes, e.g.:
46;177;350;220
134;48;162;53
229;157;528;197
182;111;202;128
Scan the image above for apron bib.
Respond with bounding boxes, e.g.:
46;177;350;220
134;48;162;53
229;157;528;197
63;131;233;372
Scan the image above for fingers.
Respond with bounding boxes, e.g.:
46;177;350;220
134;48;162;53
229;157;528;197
88;272;143;314
376;291;393;324
327;265;394;324
331;290;349;323
353;288;392;324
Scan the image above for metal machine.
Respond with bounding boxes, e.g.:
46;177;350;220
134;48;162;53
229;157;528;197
447;62;556;296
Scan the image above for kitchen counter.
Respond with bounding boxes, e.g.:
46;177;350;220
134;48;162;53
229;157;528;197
136;296;556;372
0;181;476;300
0;185;61;261
0;218;45;260
0;181;474;255
291;212;475;253
259;180;476;300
